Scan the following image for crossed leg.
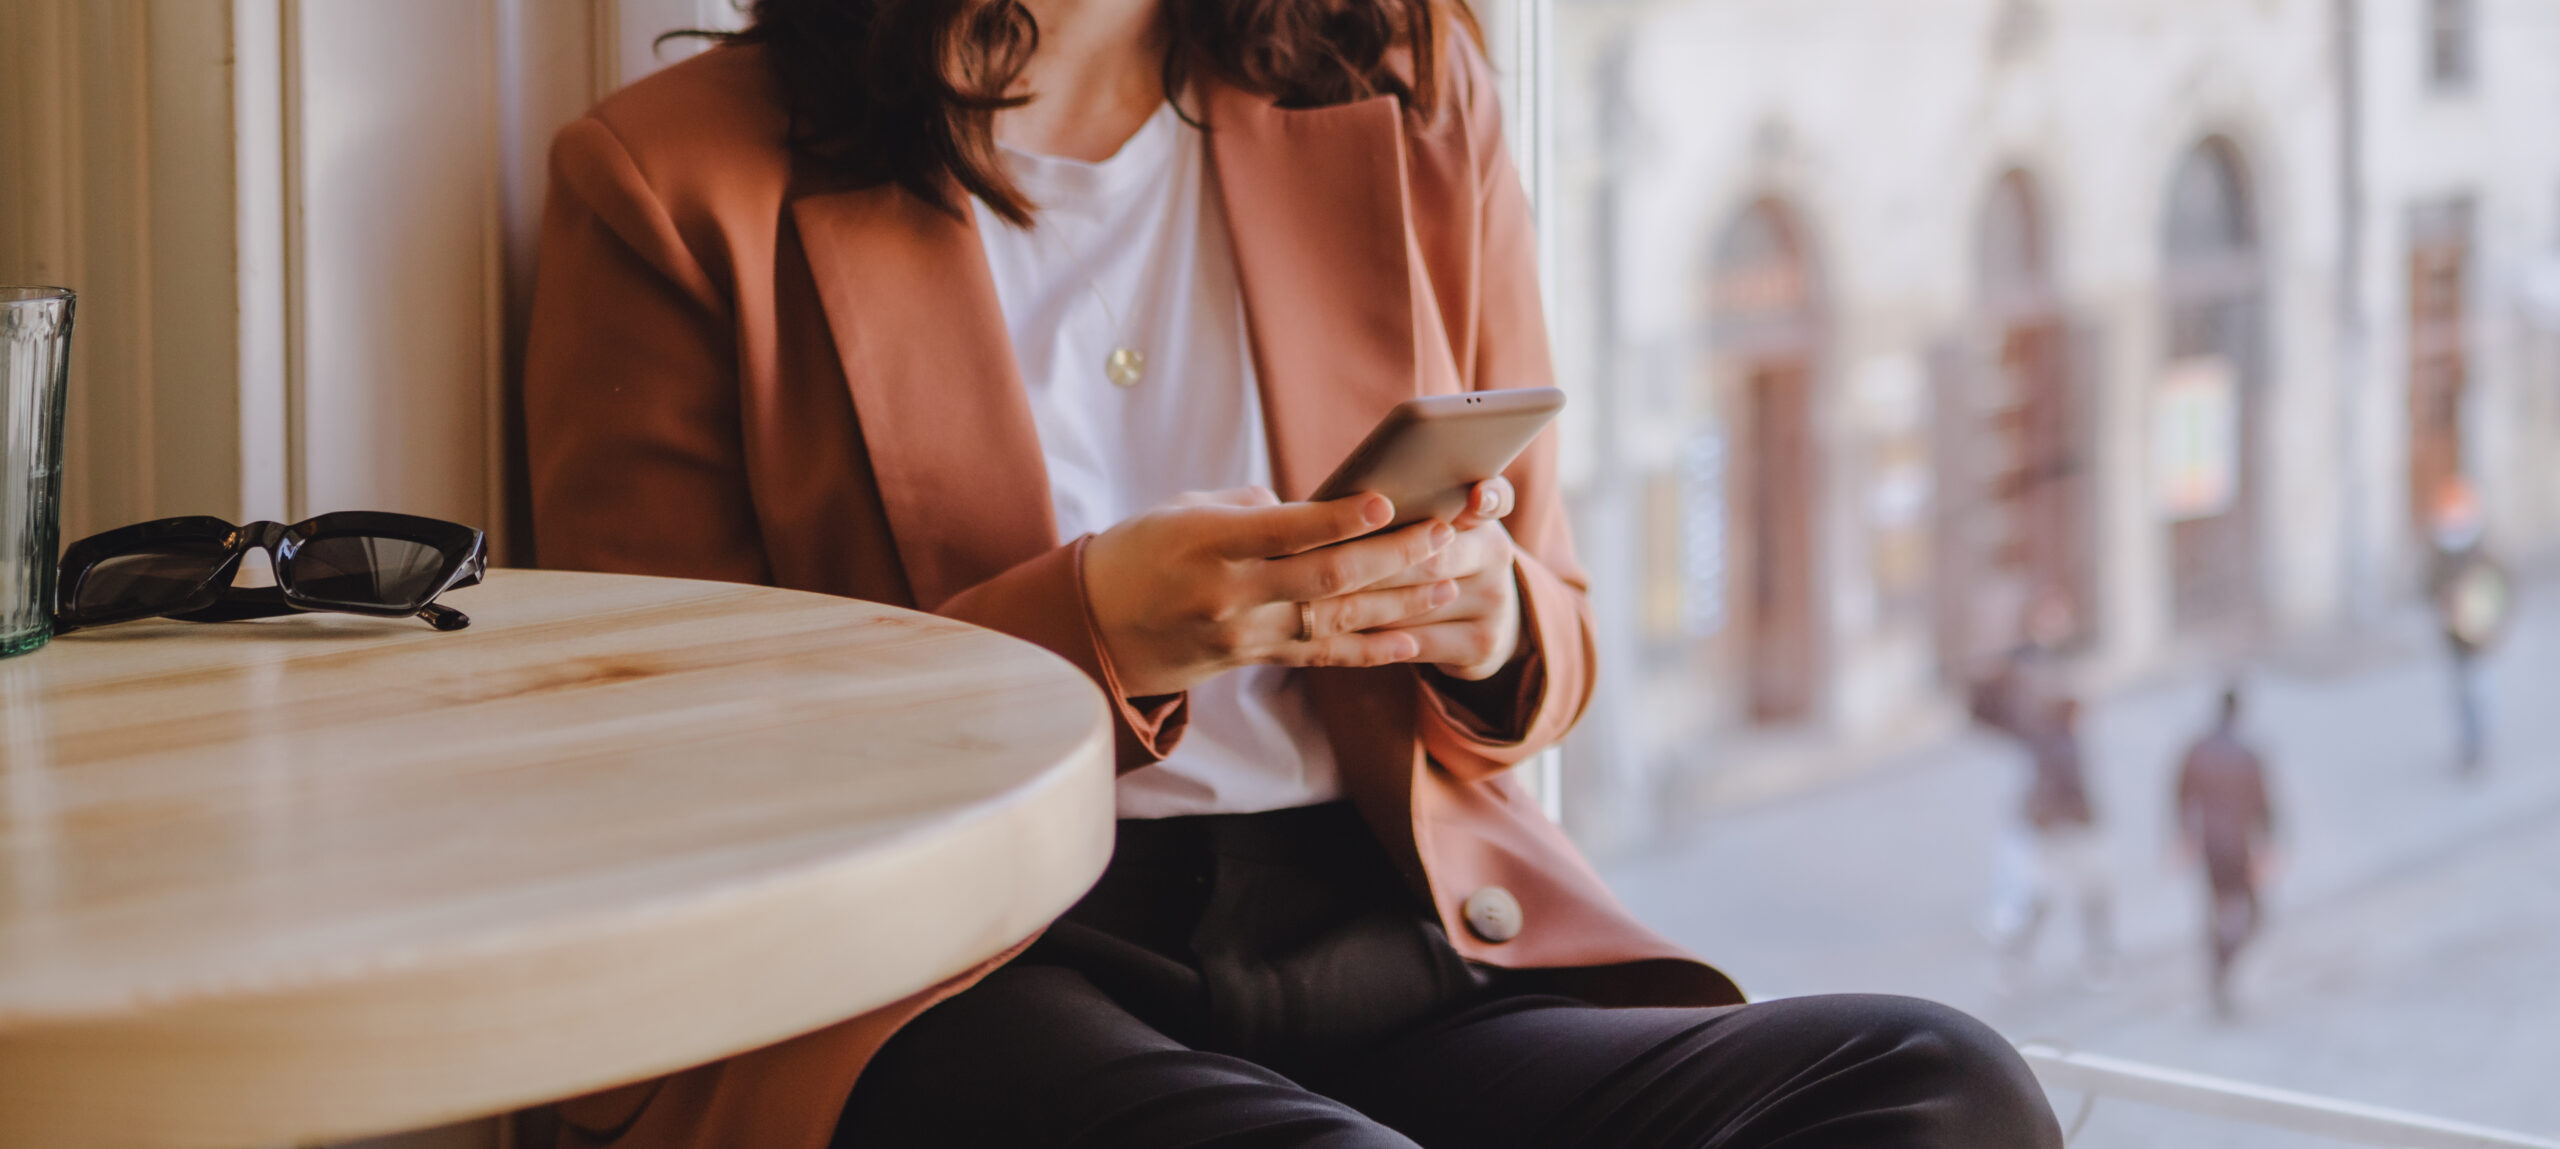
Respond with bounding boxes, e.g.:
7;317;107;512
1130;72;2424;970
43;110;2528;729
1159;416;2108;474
835;963;2062;1149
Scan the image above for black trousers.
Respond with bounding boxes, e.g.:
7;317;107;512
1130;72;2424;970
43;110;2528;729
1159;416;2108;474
835;803;2061;1148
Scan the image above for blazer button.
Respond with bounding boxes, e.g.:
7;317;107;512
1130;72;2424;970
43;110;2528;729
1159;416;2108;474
1462;886;1523;943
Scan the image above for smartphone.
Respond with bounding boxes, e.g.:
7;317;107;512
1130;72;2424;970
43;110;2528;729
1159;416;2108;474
1308;388;1566;529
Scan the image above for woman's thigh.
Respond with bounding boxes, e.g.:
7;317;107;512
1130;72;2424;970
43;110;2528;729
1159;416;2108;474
833;962;1422;1149
1309;992;2062;1149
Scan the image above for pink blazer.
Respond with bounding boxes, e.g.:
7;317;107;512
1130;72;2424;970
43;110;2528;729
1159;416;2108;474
524;38;1738;1149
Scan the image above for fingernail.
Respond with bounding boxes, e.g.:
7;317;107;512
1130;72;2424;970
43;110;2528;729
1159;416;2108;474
1397;636;1422;659
1364;497;1393;527
1479;488;1498;512
1431;581;1458;606
1430;523;1456;548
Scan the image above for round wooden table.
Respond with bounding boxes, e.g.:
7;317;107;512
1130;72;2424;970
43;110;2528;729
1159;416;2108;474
0;570;1115;1148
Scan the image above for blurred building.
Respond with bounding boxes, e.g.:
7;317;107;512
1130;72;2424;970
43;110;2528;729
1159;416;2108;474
1545;0;2560;846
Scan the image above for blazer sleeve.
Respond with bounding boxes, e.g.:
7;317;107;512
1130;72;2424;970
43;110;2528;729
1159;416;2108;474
935;538;1191;772
1412;42;1601;783
526;117;1186;772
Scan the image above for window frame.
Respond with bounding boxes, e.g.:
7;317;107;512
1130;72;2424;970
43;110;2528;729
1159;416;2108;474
2425;0;2478;95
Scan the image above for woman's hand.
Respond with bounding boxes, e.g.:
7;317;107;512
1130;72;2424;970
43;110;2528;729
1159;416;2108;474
1082;488;1462;698
1363;478;1523;682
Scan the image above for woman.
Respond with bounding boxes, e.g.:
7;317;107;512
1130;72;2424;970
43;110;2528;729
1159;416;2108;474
524;0;2062;1144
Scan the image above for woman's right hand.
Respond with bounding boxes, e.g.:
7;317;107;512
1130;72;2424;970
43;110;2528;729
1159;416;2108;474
1082;488;1461;698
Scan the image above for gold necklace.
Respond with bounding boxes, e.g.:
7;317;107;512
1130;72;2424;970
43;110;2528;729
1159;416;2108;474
1082;274;1145;387
1105;347;1145;387
1034;218;1146;387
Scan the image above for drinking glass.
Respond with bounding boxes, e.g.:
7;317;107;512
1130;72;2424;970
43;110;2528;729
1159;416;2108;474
2;287;74;657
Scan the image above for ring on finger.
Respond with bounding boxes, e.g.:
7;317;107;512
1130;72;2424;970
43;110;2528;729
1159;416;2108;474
1298;600;1317;643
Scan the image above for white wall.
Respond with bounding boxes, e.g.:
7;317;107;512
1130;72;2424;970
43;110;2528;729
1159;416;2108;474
1;1;246;538
0;0;739;562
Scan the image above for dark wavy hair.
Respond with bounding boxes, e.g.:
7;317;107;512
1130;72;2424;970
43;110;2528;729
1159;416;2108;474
710;0;1478;226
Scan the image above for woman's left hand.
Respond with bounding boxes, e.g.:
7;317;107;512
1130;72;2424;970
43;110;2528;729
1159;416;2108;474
1365;478;1523;681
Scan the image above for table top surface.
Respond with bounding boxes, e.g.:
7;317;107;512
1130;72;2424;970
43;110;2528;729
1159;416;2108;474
0;569;1115;1148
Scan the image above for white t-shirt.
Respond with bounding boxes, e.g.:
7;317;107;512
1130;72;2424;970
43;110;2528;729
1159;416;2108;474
975;102;1342;819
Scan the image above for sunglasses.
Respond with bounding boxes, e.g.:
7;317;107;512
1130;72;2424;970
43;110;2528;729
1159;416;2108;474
55;512;487;635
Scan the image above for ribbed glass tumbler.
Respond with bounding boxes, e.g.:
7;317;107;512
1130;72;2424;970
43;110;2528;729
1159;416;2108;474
1;287;73;658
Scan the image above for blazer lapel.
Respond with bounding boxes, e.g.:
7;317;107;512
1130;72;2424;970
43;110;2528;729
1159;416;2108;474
1205;82;1439;499
793;186;1057;610
1204;78;1463;880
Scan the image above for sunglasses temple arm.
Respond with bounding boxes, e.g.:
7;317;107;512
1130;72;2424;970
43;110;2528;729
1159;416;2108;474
418;602;472;631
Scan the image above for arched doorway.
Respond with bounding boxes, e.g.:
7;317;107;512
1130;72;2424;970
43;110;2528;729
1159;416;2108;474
2160;138;2266;635
1709;198;1823;723
1937;169;2087;677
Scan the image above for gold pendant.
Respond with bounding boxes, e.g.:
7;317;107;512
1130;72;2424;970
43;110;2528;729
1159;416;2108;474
1105;347;1145;387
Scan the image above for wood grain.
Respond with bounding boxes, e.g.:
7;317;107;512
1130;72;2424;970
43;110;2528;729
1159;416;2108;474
0;570;1115;1148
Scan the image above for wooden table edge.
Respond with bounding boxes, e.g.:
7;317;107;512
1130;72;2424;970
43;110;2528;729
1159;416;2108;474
0;575;1120;1149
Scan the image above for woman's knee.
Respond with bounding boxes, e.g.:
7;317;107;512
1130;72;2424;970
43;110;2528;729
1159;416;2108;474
1841;994;2017;1060
1745;994;2062;1144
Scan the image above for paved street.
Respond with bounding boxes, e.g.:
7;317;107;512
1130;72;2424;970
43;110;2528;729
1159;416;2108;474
1605;582;2560;1145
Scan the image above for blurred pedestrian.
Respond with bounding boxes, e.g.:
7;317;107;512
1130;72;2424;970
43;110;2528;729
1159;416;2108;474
1968;592;2077;740
2174;685;2275;1021
1985;696;2116;991
1973;592;2113;990
2425;479;2512;776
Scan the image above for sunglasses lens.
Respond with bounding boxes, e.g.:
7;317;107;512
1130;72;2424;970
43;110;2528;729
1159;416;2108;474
292;535;452;608
72;544;233;617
